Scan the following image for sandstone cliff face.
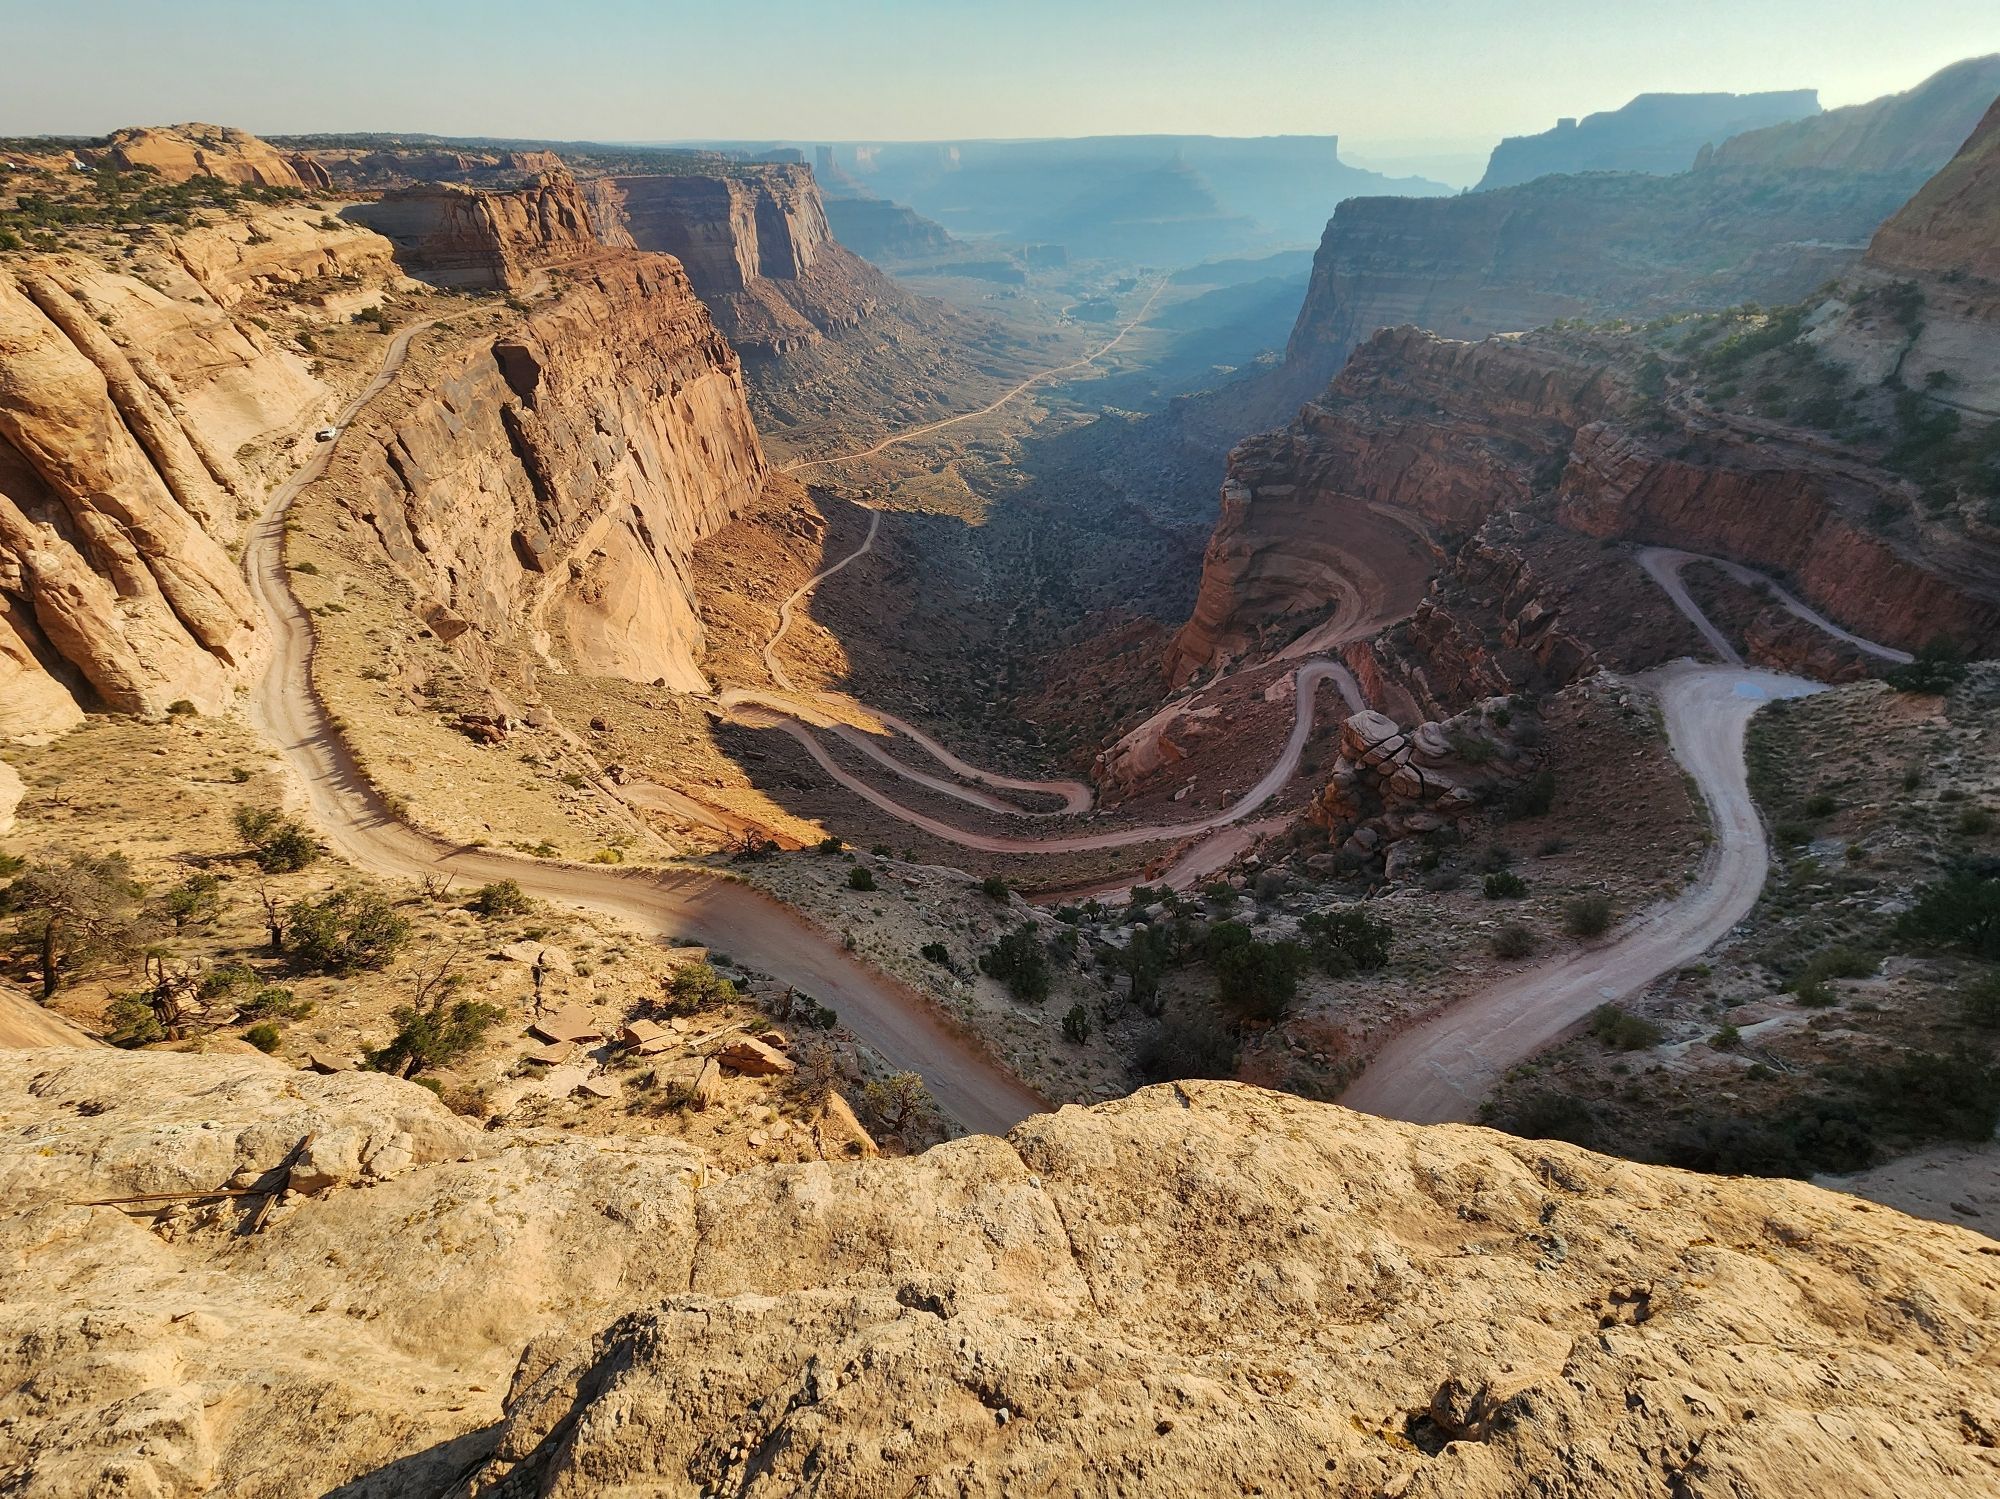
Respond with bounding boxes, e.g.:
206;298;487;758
348;169;601;291
5;1049;1996;1498
336;254;764;691
1170;330;1611;683
0;250;327;735
823;192;958;264
1867;94;2000;286
1173;328;2000;690
583;166;884;354
90;123;308;188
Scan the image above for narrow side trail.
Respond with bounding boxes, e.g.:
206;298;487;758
241;320;1045;1135
1340;552;1907;1124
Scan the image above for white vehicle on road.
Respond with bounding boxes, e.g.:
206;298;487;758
313;426;337;442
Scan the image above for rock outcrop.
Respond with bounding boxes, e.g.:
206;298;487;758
1310;699;1541;874
347;168;602;291
89;123;309;188
5;1048;1997;1498
0;253;318;732
334;253;765;691
1476;89;1820;191
1172;327;2000;692
581;166;877;354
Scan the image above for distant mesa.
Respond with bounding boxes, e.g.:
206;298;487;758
1475;89;1821;191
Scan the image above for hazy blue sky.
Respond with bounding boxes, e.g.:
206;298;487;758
5;0;1995;156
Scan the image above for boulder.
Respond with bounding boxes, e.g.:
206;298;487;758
714;1036;794;1077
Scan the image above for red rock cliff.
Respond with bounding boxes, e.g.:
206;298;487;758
1173;327;2000;686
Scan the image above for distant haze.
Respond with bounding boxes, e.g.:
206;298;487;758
3;0;1995;151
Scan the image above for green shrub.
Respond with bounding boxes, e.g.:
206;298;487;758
283;886;410;975
979;874;1010;901
847;865;876;891
1207;923;1307;1022
1787;945;1876;1007
979;923;1050;1002
1492;923;1537;960
919;940;951;967
1564;895;1613;938
1497;1090;1596;1146
1961;973;2000;1029
1958;807;1995;837
1885;639;1968;695
1136;1009;1239;1082
1895;872;2000;959
157;872;223;932
816;835;845;855
234;806;320;873
1061;1003;1092;1044
1590;1004;1663;1050
1710;1022;1742;1049
367;994;503;1078
239;985;312;1021
1804;792;1838;818
1502;769;1556;820
469;879;531;918
1865;1047;2000;1142
243;1022;281;1053
1298;908;1392;974
663;961;735;1015
1483;871;1528;900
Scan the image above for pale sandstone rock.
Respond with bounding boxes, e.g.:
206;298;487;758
715;1035;794;1077
93;124;308;188
2;1051;1997;1497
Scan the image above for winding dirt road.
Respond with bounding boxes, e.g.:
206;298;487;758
1339;541;1916;1124
242;322;1045;1135
1340;661;1823;1123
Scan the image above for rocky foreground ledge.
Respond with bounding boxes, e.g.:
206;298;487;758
1;1052;1995;1496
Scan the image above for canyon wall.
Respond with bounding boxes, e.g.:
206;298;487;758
823;193;957;264
581;166;871;353
1171;327;2000;691
1866;94;2000;285
0;250;333;736
334;253;765;691
578;162;1034;458
1701;53;2000;173
346;169;601;291
1476;89;1819;190
1280;58;1999;396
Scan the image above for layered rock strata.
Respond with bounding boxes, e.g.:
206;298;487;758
334;254;765;691
347;168;601;291
0;254;324;734
1173;327;2000;691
